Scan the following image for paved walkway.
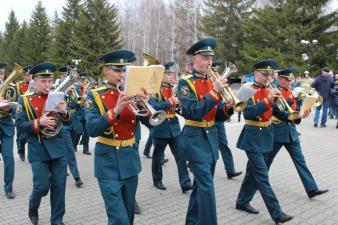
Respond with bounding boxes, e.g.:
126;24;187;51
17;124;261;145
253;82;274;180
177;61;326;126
0;113;337;225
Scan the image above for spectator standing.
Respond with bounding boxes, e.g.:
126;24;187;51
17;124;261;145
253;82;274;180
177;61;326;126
311;67;335;127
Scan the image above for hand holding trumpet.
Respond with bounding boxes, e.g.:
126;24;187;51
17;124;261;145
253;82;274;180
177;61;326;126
213;77;229;94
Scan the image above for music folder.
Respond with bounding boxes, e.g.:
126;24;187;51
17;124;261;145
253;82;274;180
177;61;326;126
45;92;65;112
300;96;318;117
124;65;165;96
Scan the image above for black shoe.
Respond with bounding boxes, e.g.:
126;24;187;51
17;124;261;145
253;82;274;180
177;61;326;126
274;212;293;224
5;191;15;199
181;185;193;193
320;124;327;128
19;153;25;161
227;171;242;179
307;189;329;199
143;153;151;158
135;201;141;215
75;178;83;188
235;204;259;214
336;123;338;129
29;208;39;225
154;182;167;190
314;123;318;127
51;223;65;225
66;173;69;176
160;158;169;165
83;151;91;155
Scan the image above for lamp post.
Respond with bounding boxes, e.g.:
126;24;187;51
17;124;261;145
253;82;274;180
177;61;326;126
72;59;81;70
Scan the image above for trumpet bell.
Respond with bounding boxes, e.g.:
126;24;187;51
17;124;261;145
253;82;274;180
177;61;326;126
288;111;300;121
143;53;160;66
315;96;323;107
233;101;247;112
149;110;166;126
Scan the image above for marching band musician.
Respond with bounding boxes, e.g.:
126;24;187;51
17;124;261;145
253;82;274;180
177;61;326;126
85;50;150;225
269;67;328;198
74;73;91;155
15;62;71;225
64;83;84;188
177;38;234;225
16;65;33;161
0;62;16;199
149;61;192;192
211;61;242;179
235;60;293;224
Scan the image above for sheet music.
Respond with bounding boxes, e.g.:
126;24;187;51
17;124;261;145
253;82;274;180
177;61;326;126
45;92;65;112
124;65;165;96
235;85;257;102
300;96;317;117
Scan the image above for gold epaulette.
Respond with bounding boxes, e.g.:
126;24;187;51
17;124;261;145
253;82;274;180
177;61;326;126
91;86;107;93
23;91;34;96
181;73;193;80
22;91;35;97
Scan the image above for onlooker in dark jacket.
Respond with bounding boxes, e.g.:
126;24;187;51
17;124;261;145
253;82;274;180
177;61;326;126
311;67;335;127
331;72;338;128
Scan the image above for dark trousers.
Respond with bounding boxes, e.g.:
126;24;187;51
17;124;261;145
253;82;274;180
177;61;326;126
216;122;235;173
75;119;90;152
143;134;152;156
64;128;81;180
29;157;67;224
0;128;14;193
185;162;217;225
98;175;138;225
152;136;191;188
269;140;318;192
16;128;27;156
236;151;282;220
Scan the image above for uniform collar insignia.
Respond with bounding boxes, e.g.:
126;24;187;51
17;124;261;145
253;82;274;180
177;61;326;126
192;69;207;79
161;83;170;88
253;82;265;88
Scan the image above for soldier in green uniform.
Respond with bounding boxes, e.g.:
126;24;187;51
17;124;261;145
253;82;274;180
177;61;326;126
16;62;70;225
0;62;16;199
85;50;150;225
178;38;234;225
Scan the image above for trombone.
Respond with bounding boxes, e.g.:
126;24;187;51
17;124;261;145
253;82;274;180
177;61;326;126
266;81;300;120
208;62;247;112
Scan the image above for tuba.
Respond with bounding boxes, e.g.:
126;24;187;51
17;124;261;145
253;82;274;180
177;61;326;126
266;81;300;120
41;67;80;138
208;62;247;112
0;63;24;117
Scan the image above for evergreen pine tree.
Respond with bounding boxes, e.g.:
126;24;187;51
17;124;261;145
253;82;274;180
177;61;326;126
7;21;28;66
0;10;20;65
200;0;254;70
25;1;51;64
73;0;123;75
50;0;82;66
238;0;338;75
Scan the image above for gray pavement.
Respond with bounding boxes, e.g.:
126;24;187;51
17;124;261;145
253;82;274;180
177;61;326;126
0;113;337;225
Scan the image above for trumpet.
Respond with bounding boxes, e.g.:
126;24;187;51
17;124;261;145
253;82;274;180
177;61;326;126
266;81;300;120
76;77;98;105
208;62;247;112
117;82;166;126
